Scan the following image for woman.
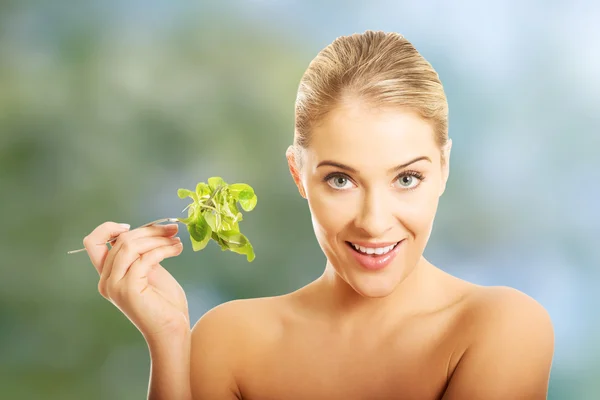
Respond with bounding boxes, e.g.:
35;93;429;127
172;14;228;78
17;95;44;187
83;31;554;400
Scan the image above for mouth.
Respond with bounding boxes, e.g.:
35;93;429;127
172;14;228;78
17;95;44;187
345;241;401;256
344;240;404;271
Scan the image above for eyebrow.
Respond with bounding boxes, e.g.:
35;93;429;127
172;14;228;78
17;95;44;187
316;156;432;174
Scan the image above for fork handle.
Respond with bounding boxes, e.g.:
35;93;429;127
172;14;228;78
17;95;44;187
67;217;181;255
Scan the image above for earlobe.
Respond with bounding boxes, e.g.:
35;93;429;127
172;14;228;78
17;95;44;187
286;146;307;199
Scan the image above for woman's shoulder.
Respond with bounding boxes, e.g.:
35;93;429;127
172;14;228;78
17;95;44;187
190;295;290;343
462;285;551;326
451;283;554;360
442;285;554;396
434;270;553;345
188;296;290;398
435;267;550;328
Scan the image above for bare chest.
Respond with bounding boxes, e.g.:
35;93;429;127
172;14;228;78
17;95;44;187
237;318;458;400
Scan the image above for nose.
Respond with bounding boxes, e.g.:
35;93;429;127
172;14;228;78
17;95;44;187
353;191;394;239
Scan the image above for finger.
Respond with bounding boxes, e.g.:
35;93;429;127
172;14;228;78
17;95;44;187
108;236;182;284
101;224;179;282
99;235;180;298
114;241;184;296
83;221;131;274
109;224;180;252
123;223;180;241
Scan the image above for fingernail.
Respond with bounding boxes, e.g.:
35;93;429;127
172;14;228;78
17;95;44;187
119;223;130;229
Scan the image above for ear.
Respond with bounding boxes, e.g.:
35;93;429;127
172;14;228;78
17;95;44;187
286;145;307;199
440;138;452;196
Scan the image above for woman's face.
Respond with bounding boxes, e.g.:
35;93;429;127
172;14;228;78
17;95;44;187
287;99;451;298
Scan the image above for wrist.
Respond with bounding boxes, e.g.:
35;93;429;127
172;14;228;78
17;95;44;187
145;327;192;400
145;325;191;350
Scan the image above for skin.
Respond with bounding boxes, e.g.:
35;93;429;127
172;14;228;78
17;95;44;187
84;98;555;400
190;99;554;399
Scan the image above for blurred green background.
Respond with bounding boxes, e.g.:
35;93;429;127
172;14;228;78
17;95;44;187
1;1;599;399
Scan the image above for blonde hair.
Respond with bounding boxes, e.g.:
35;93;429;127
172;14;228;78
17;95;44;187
293;30;448;168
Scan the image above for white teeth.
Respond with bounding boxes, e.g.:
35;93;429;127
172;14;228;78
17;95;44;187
350;242;398;255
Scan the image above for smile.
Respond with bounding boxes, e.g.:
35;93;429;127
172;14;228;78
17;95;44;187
348;241;400;255
344;240;404;271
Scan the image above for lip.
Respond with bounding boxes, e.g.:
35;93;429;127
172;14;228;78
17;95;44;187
347;240;400;248
345;240;404;271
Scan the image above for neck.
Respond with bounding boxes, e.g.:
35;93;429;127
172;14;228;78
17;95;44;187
304;256;436;329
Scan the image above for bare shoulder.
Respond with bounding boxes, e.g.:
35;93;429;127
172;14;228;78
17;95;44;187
190;296;284;400
191;295;284;352
465;285;554;336
192;295;286;334
193;296;272;328
442;285;555;399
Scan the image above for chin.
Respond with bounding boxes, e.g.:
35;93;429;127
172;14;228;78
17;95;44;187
348;275;401;298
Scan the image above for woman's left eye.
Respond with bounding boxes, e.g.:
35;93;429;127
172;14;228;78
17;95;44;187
394;173;423;189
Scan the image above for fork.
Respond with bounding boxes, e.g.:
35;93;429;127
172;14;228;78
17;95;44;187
67;217;181;255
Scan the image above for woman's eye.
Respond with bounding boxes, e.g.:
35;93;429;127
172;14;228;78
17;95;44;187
326;173;422;190
327;176;353;189
395;174;420;189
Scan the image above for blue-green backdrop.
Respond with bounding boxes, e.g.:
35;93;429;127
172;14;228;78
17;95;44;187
1;1;599;399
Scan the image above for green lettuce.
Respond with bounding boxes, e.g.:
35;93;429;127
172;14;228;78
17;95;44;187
176;177;257;262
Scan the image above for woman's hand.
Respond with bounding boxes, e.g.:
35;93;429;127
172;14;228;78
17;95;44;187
83;222;189;343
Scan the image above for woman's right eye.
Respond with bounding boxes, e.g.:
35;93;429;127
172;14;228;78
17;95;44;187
326;175;354;190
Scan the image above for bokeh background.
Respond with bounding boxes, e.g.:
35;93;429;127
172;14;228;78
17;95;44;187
1;1;599;399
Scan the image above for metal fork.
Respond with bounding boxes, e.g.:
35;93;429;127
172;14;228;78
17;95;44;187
67;217;181;255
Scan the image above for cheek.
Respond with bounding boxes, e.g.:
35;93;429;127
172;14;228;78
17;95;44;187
394;187;440;235
308;190;355;234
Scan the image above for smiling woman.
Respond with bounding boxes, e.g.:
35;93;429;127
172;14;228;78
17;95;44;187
289;103;449;293
83;30;554;400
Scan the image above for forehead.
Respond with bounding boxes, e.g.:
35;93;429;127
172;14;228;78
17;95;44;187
307;101;439;170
